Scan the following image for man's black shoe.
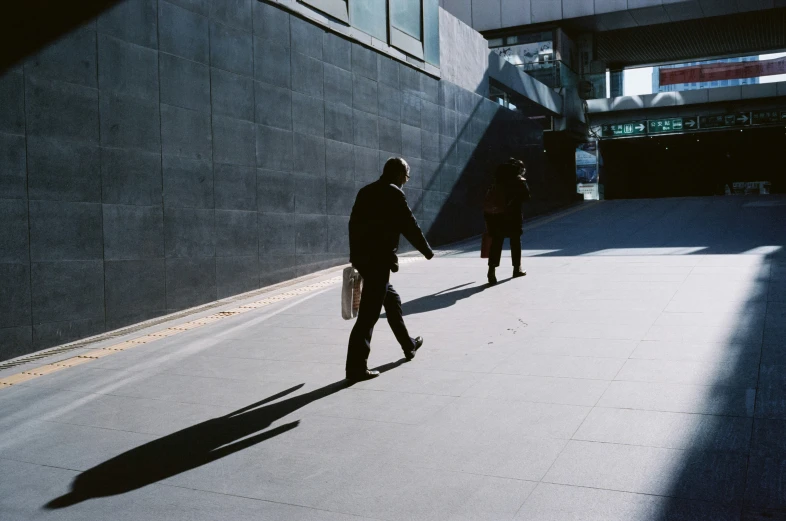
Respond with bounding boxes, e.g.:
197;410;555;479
346;369;380;381
405;336;424;361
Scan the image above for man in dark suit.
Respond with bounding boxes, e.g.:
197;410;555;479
346;157;434;381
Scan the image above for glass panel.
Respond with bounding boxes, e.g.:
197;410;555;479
391;0;421;39
351;0;387;41
424;0;439;65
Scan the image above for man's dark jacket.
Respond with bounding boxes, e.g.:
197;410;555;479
349;179;432;272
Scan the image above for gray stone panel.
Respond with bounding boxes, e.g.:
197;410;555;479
33;317;106;349
292;173;326;214
97;0;159;49
214;164;256;211
210;21;253;77
99;93;161;152
421;129;440;162
164;207;215;257
325;140;354;180
103;204;165;261
98;34;159;100
165;257;216;311
292;92;325;138
354;145;379;185
210;0;252;31
324;64;353;108
440;107;458;138
439;81;457;111
379;117;401;154
290;15;323;60
440;133;458;166
258;212;296;254
293;133;326;176
457;88;479;115
257;169;295;213
259;254;298;286
296;214;328;254
29;201;103;262
30;260;105;325
160;53;210;112
404;186;423;216
378;83;402;122
253;0;290;45
162;155;214;208
352;43;377;81
402;93;421;128
327;214;349;254
159;0;210;64
101;148;162;206
0;199;29;264
400;61;421;97
403;157;422;193
216;255;259;298
353;74;378;115
104;259;166;330
212;69;254;121
291;51;324;99
353;110;378;149
255;81;291;130
254;38;291;88
0;326;33;361
323;32;351;72
420;100;439;133
326;178;355;216
401;124;422;159
256;125;293;171
324;102;354;144
420;73;439;103
24;26;97;88
26;77;99;144
0;72;25;135
215;209;257;257
378;55;399;88
212;115;256;167
0;133;27;200
26;137;101;203
161;104;212;160
166;0;209;16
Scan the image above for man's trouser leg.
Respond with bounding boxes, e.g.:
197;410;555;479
383;283;416;354
510;235;522;267
488;235;504;267
346;268;388;375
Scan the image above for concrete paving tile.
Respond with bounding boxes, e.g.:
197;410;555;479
643;324;763;345
573;408;751;452
462;373;610;407
0;458;79;519
665;299;768;314
304;388;455;425
631;340;760;364
744;453;786;511
527;321;653;341
493;353;625;380
615;357;759;386
514;483;740;521
0;420;154;471
352;366;484;397
751;418;786;454
507;336;638;359
543;440;747;503
598;381;755;416
654;312;765;329
754;387;786;419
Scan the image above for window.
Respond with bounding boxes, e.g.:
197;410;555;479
301;0;349;23
389;0;424;59
351;0;387;41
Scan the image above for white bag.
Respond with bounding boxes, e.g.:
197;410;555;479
341;267;363;320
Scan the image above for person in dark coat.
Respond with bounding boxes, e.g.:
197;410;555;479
484;159;530;284
346;157;434;381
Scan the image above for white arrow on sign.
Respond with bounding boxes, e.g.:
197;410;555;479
737;115;749;123
685;120;696;128
635;124;645;131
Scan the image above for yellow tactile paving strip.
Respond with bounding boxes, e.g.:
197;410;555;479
0;260;430;390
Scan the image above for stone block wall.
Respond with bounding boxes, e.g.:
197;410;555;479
0;0;555;360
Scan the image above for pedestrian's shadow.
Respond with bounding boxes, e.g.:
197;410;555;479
384;280;510;317
44;360;406;509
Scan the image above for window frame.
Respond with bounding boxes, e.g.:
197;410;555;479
300;0;349;23
388;0;425;60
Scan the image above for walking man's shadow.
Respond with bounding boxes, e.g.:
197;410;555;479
45;360;405;509
383;280;509;318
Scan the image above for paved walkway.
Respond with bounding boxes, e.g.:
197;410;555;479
2;196;786;521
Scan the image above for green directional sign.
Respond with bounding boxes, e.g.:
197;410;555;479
700;112;750;129
752;110;780;125
648;118;684;134
601;121;646;137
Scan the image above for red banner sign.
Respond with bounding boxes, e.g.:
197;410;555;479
659;57;786;86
